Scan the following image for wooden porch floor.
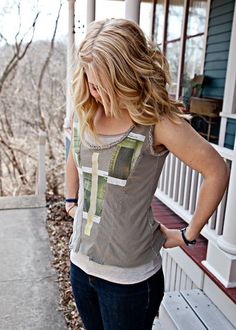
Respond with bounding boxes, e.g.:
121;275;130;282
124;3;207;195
151;197;236;305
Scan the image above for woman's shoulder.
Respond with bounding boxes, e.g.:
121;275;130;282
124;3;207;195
154;115;188;145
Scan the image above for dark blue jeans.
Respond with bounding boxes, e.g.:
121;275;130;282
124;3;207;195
70;262;164;330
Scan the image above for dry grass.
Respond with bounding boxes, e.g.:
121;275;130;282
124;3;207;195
46;194;85;330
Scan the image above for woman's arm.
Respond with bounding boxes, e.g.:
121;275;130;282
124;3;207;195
65;144;79;217
154;117;229;248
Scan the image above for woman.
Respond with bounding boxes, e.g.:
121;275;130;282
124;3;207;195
65;18;228;330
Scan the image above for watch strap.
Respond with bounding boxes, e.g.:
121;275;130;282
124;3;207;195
181;227;196;246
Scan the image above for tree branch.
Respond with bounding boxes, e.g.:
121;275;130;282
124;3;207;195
0;11;40;93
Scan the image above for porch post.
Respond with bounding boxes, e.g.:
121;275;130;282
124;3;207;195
125;0;141;24
217;135;236;255
36;132;47;195
64;0;76;132
87;0;96;26
202;136;236;288
219;1;236;146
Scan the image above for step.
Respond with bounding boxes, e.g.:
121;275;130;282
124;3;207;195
0;195;46;209
159;289;235;330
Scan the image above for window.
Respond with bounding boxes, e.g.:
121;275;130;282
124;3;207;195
166;0;184;95
153;0;207;99
183;1;207;95
154;0;164;45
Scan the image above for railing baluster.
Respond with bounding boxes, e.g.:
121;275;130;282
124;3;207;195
180;271;187;290
196;173;202;201
173;159;181;202
165;253;172;292
189;169;198;214
183;166;192;211
215;188;228;235
175;267;182;291
178;162;186;206
160;161;166;191
170;260;177;291
164;155;171;195
208;210;217;230
168;154;176;198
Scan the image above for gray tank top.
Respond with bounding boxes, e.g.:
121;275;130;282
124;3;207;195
70;114;168;268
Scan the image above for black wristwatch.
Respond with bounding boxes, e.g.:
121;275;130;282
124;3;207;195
180;227;196;246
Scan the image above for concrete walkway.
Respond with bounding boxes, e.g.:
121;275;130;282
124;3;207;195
0;196;66;330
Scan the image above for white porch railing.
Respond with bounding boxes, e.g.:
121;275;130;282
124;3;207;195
155;136;236;288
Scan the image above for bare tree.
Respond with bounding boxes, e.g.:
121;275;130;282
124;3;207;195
0;2;40;93
0;0;66;196
36;1;63;195
0;1;40;195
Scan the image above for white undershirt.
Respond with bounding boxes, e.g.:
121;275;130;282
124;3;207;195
70;250;162;284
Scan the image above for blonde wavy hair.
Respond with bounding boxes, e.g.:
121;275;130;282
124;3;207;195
73;18;184;139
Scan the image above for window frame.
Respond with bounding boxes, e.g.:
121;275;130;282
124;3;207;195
152;0;211;100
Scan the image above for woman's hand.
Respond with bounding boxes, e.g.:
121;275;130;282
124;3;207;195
65;203;77;218
160;224;185;248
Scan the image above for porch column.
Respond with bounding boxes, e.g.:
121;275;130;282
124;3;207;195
217;135;236;254
64;0;76;131
219;1;236;146
36;132;47;195
202;135;236;288
87;0;96;26
125;0;141;24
